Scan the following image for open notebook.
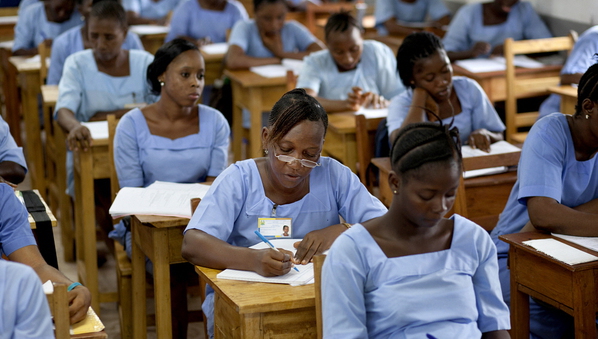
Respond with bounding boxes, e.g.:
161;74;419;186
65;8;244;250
216;239;315;286
462;141;521;179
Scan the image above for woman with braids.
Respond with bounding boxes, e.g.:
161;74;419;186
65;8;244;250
322;121;511;339
490;63;598;338
182;88;386;338
297;11;404;113
387;31;504;151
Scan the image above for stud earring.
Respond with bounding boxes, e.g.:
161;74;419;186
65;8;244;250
393;190;397;194
159;81;165;87
263;149;268;155
586;114;590;120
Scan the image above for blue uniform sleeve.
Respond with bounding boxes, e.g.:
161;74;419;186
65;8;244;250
47;35;70;85
55;54;83;118
12;7;35;51
0;116;27;171
561;29;598;75
114;111;144;188
376;43;403;99
288;21;317;51
521;2;552;40
0;184;37;256
296;52;324;95
427;0;450;20
374;0;394;26
123;0;141;14
228;20;250;52
442;5;472;52
232;0;249;20
164;2;189;42
322;233;368;339
124;31;144;50
467;78;505;132
386;90;413;137
207;109;230;178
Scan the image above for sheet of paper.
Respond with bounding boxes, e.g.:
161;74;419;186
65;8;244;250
461;140;520;158
0;40;14;49
250;59;304;78
455;58;505;73
552;233;598;252
0;16;17;24
356;108;388;119
200;42;228;55
147;181;211;195
129;25;170;35
463;166;507;179
493;55;545;69
281;58;304;74
81;121;108;140
523;238;598;265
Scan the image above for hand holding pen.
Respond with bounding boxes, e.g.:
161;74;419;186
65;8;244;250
254;231;299;276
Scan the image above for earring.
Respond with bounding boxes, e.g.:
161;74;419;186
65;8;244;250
263;149;268;155
159;81;165;87
586;114;590;120
393;190;397;194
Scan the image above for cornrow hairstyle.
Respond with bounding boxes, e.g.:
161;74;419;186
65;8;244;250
253;0;285;13
89;0;127;30
396;31;444;89
146;39;199;95
575;59;598;116
390;121;462;177
324;11;363;41
266;89;328;145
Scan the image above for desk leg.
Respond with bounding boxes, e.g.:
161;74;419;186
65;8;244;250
131;216;147;339
153;227;173;339
231;81;243;161
509;248;530;339
573;270;596;338
247;87;263;160
20;72;45;195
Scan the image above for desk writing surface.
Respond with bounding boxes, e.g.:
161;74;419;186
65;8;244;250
224;68;287;87
547;85;577;98
41;84;59;105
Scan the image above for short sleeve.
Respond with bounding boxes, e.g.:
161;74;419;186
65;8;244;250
206;108;230;177
114;110;144;188
427;0;451;21
164;2;190;42
55;54;83;118
0;184;37;256
521;2;552;40
12;7;35;51
374;0;395;26
287;21;317;51
228;20;250;51
466;78;505;132
442;5;472;52
124;31;144;50
123;0;141;14
232;0;249;20
386;90;413;137
375;43;403;99
296;52;324;95
561;30;598;75
0;116;27;170
322;231;368;339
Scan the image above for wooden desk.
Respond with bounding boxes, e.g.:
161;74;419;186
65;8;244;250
129;25;169;55
500;232;598;338
0;16;16;41
224;69;288;160
195;265;317;338
131;214;189;339
548;85;577;115
200;50;225;87
371;157;517;231
453;64;562;104
72;136;117;314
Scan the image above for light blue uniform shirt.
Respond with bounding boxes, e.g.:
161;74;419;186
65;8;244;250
0;260;54;339
386;76;505;144
296;40;404;101
12;1;83;52
442;2;552;58
123;0;186;20
47;25;144;85
55;49;156;196
323;217;510;338
0;183;37;256
0;115;27;173
374;0;450;35
539;26;598;119
184;157;387;337
17;0;38;14
228;19;318;58
490;113;597;339
165;0;247;43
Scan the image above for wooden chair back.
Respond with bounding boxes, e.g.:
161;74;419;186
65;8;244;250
107;114;120;200
504;35;575;143
286;69;297;91
355;114;384;191
313;254;326;339
45;282;71;339
38;41;50;85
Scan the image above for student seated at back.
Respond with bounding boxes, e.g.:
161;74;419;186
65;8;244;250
225;0;324;70
47;0;144;85
165;0;248;46
442;0;551;61
322;122;511;338
387;32;504;150
297;11;404;113
538;27;598;119
122;0;183;25
374;0;451;36
12;0;83;56
490;63;598;339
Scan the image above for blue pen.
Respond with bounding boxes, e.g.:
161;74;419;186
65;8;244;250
426;334;438;339
254;230;300;272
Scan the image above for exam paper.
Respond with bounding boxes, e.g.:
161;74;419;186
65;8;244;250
129;25;170;35
461;141;521;158
523;238;598;265
81;121;108;140
250;59;304;78
356;107;388;119
552;233;598;252
200;42;228;55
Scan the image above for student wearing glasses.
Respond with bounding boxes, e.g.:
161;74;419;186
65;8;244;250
182;88;387;338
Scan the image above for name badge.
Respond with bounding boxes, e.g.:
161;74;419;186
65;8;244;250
257;218;292;238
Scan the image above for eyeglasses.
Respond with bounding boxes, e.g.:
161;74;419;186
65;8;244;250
274;153;321;168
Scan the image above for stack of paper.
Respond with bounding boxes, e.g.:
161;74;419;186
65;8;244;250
200;43;228;55
461;141;520;178
523;238;598;265
109;181;211;218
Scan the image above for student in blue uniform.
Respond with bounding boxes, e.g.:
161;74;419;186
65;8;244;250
0;183;92;325
225;0;324;70
0;115;27;185
123;0;183;25
13;0;83;56
0;260;54;339
490;64;598;339
17;0;39;14
165;0;247;45
387;32;504;150
322;122;511;338
182;89;387;338
47;0;144;85
443;0;551;61
538;26;598;119
297;11;404;113
374;0;450;36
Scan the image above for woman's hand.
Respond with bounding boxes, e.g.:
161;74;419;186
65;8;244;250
361;92;389;109
196;36;212;47
260;31;284;58
66;124;93;152
253;248;294;277
469;41;491;58
490;44;504;57
468;129;493;152
293;224;346;265
67;285;92;324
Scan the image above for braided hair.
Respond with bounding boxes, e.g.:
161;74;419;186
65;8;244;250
396;31;444;89
324;11;363;41
266;89;328;145
575;61;598;116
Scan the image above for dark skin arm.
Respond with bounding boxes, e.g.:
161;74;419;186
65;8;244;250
447;41;491;62
292;223;347;264
0;161;26;184
9;245;92;324
12;39;52;57
524;196;598;235
482;330;510;339
225;40;324;70
561;73;583;86
125;11;168;26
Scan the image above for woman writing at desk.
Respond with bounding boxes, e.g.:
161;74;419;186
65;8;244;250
182;89;387;338
490;63;598;338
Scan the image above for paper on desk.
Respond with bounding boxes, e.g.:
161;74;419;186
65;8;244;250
24;55;50;65
129;25;170;35
552;233;598;252
456;55;545;73
522;238;598;265
0;40;13;49
81;121;108;140
250;59;304;78
356;107;388;119
461;140;520;158
0;16;18;24
463;166;507;179
200;42;228;55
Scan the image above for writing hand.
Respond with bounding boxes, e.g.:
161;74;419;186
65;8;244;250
490;44;504;57
66;124;93;152
254;248;293;277
468;129;492;153
470;41;491;58
67;285;92;324
293;224;346;265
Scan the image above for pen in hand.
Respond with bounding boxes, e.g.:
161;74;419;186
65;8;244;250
254;230;300;272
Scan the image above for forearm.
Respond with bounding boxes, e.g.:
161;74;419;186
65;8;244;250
89;109;131;121
561;73;583;86
482;330;510;339
126;12;158;25
528;197;598;235
383;20;421;36
314;96;353;113
447;50;473;62
181;230;260;271
0;161;26;184
486;131;504;143
56;108;82;133
12;47;38;56
400;88;429;128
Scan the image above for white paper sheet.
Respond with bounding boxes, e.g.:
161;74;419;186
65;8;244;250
200;42;228;55
523;238;598;265
552;233;598;252
461;140;521;158
0;40;13;49
250;59;304;78
356;108;388;119
129;25;170;35
81;121;108;140
456;55;545;73
463;166;508;179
